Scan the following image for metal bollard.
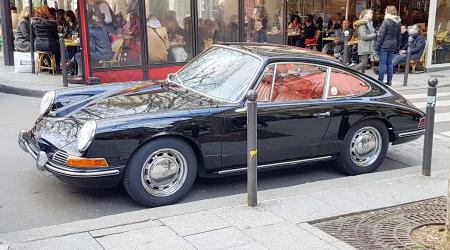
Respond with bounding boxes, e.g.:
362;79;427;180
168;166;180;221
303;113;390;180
403;34;413;86
246;90;258;207
343;30;350;66
59;34;69;87
422;78;438;176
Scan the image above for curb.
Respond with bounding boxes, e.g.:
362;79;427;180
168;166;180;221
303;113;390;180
0;83;45;98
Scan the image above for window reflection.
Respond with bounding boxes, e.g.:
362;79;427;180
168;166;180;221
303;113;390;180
244;0;284;44
433;0;450;64
85;0;142;68
197;0;239;52
146;0;193;64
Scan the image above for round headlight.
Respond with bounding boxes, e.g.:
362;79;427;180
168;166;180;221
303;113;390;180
39;91;56;115
77;120;97;152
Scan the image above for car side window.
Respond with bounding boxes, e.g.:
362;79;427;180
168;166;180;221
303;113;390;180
328;69;371;98
271;63;327;102
256;65;275;102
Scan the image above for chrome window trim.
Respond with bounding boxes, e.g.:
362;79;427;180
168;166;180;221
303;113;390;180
323;67;331;100
172;45;265;104
269;64;277;102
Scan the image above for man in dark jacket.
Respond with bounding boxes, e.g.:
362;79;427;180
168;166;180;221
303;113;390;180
374;6;402;85
74;12;113;77
392;25;425;67
399;25;408;51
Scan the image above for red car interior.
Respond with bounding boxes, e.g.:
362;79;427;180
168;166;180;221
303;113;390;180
256;65;370;102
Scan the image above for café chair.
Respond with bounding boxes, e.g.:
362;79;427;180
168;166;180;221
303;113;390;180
37;51;57;75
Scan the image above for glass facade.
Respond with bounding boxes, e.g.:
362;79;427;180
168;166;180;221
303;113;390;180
146;0;193;64
432;0;450;64
244;0;285;44
85;0;142;68
197;0;239;52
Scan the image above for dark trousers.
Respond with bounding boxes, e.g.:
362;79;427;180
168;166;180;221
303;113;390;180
378;48;396;82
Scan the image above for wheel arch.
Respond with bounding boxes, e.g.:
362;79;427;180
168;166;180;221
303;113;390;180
126;134;206;176
353;116;395;142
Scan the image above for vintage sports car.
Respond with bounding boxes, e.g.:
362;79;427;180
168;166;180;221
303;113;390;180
19;44;425;207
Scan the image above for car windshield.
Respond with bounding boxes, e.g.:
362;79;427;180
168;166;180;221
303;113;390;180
173;46;263;103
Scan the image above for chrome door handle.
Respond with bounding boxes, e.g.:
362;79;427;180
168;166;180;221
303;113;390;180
313;111;331;118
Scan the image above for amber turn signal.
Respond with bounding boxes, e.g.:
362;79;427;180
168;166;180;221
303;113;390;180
66;156;108;168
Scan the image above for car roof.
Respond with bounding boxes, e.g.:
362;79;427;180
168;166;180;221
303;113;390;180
219;43;340;64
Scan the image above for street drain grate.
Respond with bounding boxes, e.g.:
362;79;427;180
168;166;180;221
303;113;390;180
312;197;446;249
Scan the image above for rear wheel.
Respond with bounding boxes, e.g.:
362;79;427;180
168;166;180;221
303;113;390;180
336;120;389;175
124;138;197;207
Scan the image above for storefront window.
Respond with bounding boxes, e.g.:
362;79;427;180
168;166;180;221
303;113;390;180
196;0;239;52
86;0;142;68
433;0;450;64
146;0;193;65
244;0;285;44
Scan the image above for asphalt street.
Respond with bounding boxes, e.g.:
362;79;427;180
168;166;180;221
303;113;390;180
0;86;440;233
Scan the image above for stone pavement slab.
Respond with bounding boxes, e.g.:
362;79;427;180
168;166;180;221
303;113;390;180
224;242;268;250
95;226;194;250
9;233;102;250
260;194;344;223
212;205;283;230
160;211;230;236
184;227;253;250
89;220;162;238
244;222;337;249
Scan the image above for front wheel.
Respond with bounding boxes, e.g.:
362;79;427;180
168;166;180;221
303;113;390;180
124;138;197;207
336;120;389;175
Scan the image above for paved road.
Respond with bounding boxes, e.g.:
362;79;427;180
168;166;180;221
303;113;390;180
0;87;436;233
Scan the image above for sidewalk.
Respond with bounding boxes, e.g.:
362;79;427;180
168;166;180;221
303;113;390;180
1;134;449;250
1;53;450;97
0;57;67;97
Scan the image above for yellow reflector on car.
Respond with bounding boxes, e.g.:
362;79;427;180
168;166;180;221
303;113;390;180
66;156;108;168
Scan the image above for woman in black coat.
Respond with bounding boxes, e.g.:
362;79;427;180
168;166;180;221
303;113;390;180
32;6;60;69
374;6;401;85
14;7;32;52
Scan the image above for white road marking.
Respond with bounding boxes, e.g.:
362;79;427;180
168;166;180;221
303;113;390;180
403;92;450;100
440;131;450;138
435;112;450;123
412;99;450;109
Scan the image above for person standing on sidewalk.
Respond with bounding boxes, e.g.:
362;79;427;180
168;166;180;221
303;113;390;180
374;6;401;86
352;9;376;73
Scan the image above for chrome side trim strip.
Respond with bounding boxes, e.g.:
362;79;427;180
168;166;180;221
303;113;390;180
216;156;333;175
398;129;425;138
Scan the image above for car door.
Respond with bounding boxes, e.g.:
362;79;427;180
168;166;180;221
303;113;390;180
221;63;334;170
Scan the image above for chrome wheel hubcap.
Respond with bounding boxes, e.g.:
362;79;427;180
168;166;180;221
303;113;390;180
141;149;187;197
350;126;382;167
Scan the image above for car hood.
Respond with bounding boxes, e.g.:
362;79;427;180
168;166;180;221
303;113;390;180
33;82;220;151
53;82;219;120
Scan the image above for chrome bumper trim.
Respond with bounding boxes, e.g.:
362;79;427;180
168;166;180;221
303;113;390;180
18;130;120;178
398;129;425;138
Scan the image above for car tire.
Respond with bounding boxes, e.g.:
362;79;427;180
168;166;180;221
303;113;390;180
336;120;389;175
124;138;197;207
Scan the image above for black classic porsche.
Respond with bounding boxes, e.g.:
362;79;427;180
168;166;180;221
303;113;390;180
19;44;426;207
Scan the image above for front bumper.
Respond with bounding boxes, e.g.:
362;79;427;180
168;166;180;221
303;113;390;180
18;130;122;178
